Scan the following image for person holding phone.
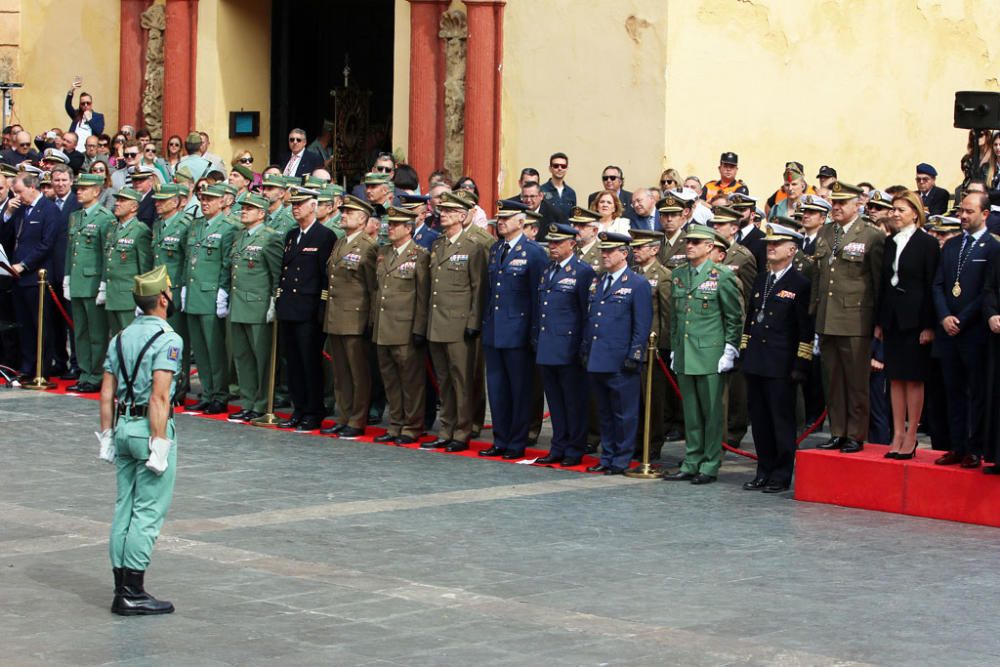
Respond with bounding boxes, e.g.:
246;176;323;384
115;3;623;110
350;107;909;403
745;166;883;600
65;77;105;153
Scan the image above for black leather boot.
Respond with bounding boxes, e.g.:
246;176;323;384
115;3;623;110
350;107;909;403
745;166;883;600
110;567;124;611
111;568;174;615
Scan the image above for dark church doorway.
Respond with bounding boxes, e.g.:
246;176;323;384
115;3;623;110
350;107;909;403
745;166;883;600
270;0;394;189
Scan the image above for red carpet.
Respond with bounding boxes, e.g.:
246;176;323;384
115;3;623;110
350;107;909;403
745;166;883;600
16;378;630;475
795;444;1000;528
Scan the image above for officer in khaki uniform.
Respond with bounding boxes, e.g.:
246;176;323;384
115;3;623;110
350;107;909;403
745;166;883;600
150;184;191;403
320;195;378;438
227;193;283;422
656;193;694;270
629;229;672;460
99;265;181;616
570;206;603;271
181;184;235;414
64;173;114;392
371;206;430;444
103;187;153;334
423;191;488;451
663;224;744;484
811;181;885;453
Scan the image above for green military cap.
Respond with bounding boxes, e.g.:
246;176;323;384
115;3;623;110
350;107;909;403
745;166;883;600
261;173;285;188
568;206;601;223
341;194;374;215
278;175;300;187
185;131;202;144
304;174;330;188
288;186;319;202
0;162;18;177
134;265;172;296
727;193;756;209
199;184;226;198
231;163;254;181
712;231;731;251
177;183;191;198
866;189;893;209
629;229;665;247
114;187;142;202
683;223;716;242
152;183;183;199
656;195;687;213
772;215;804;231
829;181;863;200
363;171;392;186
240;192;269;210
386;206;417;224
455;189;479;207
75;173;105;187
329;183;346;196
221;183;238;197
709;206;742;224
438;191;473;211
316;186;335;203
597;231;632;250
174;164;194;183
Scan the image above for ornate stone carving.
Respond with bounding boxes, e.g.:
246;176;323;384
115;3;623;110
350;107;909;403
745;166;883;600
140;4;165;141
439;10;467;179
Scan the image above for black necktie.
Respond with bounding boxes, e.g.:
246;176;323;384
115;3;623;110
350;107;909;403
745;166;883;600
960;233;972;262
737;230;744;243
500;241;510;264
603;274;613;296
766;273;776;291
548;262;559;283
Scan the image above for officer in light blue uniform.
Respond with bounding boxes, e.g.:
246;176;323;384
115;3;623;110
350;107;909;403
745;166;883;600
400;193;440;250
580;231;653;474
533;223;596;467
478;199;548;459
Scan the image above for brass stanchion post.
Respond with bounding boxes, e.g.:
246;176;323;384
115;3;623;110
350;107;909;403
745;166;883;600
23;268;55;390
251;317;282;426
625;331;662;479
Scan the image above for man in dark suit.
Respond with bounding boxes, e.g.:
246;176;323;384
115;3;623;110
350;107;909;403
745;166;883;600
0;172;60;378
587;165;632;210
281;129;324;179
65;84;105;139
729;193;768;269
275;187;337;431
519;181;564;243
916;163;950;216
400;194;439;250
627;188;660;231
47;165;80;378
1;130;39;166
741;225;814;493
931;192;1000;468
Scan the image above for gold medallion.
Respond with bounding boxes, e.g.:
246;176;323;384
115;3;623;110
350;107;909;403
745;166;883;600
952;282;962;298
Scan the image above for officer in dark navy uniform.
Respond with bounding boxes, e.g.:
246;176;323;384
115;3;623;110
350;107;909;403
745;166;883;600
740;224;814;493
400;193;440;250
533;223;596;467
580;231;653;474
478;199;548;460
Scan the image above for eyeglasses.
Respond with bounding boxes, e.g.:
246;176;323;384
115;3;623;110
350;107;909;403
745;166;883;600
288;137;304;143
915;176;931;182
550;163;568;169
375;166;392;173
124;152;139;158
18;142;29;148
602;174;620;181
99;141;109;147
144;148;156;154
80;101;92;107
239;157;253;164
168;141;180;147
661;179;675;186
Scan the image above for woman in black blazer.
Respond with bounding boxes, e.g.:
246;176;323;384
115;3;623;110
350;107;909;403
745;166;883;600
875;190;940;458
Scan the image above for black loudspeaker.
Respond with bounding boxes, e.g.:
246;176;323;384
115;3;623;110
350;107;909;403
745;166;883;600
954;91;1000;130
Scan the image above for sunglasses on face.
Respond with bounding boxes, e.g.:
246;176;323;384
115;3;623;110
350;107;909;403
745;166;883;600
239;157;253;164
18;142;30;148
124;152;139;158
661;179;675;186
288;137;304;143
144;148;156;153
602;175;620;181
551;163;567;169
375;166;392;173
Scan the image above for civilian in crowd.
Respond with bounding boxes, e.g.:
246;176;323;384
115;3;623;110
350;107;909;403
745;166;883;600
588;165;632;209
703;152;749;200
520;180;564;241
109;133;127;168
915;163;950;216
959;129;994;187
455;176;488;228
540;152;576;218
81;135;101;173
88;159;115;210
163;135;183;177
64;78;105;149
176;132;212;182
196;131;225;175
394;164;419;194
1;130;39;166
627;187;660;231
110;140;143;192
96;133;111;156
816;165;838;189
592;189;631;235
683;175;702;194
659;168;682;193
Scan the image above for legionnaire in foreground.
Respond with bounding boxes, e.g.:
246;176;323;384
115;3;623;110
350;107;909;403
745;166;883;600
64;173;115;392
98;265;182;615
103;187;153;334
150;183;191;403
370;207;430;445
663;224;743;485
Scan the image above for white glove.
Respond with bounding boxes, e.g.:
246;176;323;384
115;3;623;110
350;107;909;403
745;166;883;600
134;306;144;317
669;351;675;372
180;286;187;312
813;333;821;357
95;429;115;463
62;276;71;300
717;343;738;374
146;437;173;475
215;288;229;319
96;281;107;306
266;296;276;323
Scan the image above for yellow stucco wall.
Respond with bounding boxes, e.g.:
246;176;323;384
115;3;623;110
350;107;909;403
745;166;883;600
12;0;120;137
196;0;271;169
391;0;411;159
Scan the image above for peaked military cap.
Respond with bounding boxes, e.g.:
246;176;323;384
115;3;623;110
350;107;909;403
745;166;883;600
303;175;330;188
629;229;665;247
173;164;195;183
39;171;52;185
829;181;863;200
114;187;142;202
720;151;739;165
399;192;429;209
657;194;686;213
799;194;832;212
0;162;17;177
386;206;417;223
134;265;171;296
363;171;392;185
221;183;238;197
772;215;804;231
816;165;837;179
75;173;105;188
597;231;632;249
709;206;742;225
727;192;756;209
568;206;601;223
454;189;479;206
261;173;286;188
231;163;254;181
683;223;716;242
763;223;803;243
41;148;69;164
152;183;183;199
928;215;961;232
288;186;319;202
546;223;578;241
438;191;473;210
341;194;374;215
199;183;226;198
130;165;157;180
241;192;269;210
866;189;894;209
712;231;731;251
496;199;531;218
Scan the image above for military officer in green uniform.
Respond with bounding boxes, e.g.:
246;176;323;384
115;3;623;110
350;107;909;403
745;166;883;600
228;163;254;214
181;184;235;414
363;171;394;245
317;184;345;239
221;183;243;229
103;187;153;334
227;193;283;422
630;229;673;460
261;173;296;236
150;183;191;403
663;224;744;484
98;265;181;615
64;173;115;392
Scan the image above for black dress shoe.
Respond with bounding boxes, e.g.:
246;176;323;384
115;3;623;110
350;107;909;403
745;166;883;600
60;370;80;381
78;383;101;393
395;435;418;445
66;383;83;392
840;439;864;454
762;483;790;494
241;411;262;422
961;454;982;468
202;401;227;415
502;450;525;460
604;468;625;475
367;413;383;425
742;478;768;490
444;441;469;452
188;400;210;412
228;410;248;422
664;430;684;442
420;438;450;449
934;451;962;465
296;418;323;432
690;473;717;485
586;463;610;473
374;433;397;443
816;436;846;450
586;442;599;454
663;471;695;481
560;457;583;467
337;426;365;439
479;446;504;457
535;454;562;465
279;415;303;429
320;423;345;435
983;465;1000;475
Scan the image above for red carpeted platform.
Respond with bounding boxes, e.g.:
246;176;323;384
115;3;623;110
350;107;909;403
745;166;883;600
795;444;1000;528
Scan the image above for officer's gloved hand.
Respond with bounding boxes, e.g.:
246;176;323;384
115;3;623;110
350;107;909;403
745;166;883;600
96;281;107;306
266;297;276;323
134;306;144;317
412;332;426;347
180;286;187;312
146;437;173;475
62;276;71;301
622;358;640;374
95;429;115;463
670;351;675;372
215;288;230;319
789;368;807;385
463;328;480;341
717;343;738;374
813;333;821;357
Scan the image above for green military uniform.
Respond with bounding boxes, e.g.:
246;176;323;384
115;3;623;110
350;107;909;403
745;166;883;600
670;225;744;478
227;194;283;415
373;208;430;440
151;185;192;400
182;185;235;406
65;176;115;388
104;265;180;615
103;188;153;334
318;185;346;239
362;172;394;245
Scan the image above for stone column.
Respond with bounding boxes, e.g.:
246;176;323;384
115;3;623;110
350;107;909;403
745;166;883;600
118;0;151;130
462;0;505;215
407;0;450;188
162;0;199;142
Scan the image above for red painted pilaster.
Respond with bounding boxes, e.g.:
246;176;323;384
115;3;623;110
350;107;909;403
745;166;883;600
118;0;151;130
462;0;504;215
163;0;199;142
407;0;450;188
